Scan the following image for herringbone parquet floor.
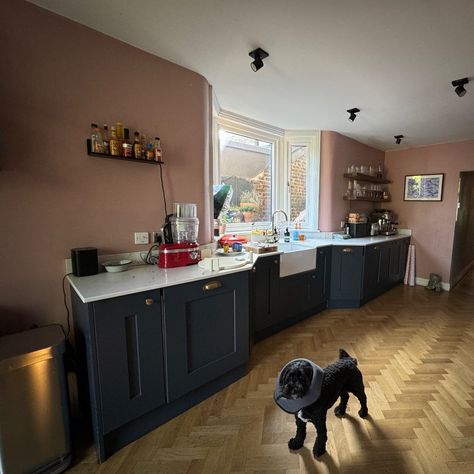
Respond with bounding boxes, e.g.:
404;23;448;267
69;273;474;473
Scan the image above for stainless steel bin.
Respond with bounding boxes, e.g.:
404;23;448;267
0;326;71;474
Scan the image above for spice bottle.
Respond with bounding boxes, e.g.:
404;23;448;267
122;128;133;158
133;132;142;159
102;124;110;154
90;123;103;153
109;126;121;156
153;137;162;162
146;139;155;161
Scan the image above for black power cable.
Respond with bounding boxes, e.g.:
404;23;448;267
159;162;168;217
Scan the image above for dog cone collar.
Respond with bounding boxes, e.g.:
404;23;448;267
273;358;324;414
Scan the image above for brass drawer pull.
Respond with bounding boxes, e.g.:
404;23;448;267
203;281;222;292
145;298;154;306
342;248;353;253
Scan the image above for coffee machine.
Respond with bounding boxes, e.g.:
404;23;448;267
159;203;201;268
370;209;398;235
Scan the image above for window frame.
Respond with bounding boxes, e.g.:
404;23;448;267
214;111;320;233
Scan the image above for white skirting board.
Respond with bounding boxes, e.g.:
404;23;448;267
415;277;451;292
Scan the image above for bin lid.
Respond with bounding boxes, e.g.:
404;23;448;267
0;326;65;374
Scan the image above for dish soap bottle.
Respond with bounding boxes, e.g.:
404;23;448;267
284;227;290;242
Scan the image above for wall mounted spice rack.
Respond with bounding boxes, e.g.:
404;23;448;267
86;139;164;165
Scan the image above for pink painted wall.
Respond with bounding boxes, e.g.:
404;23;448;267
384;140;474;283
319;131;385;231
0;1;211;335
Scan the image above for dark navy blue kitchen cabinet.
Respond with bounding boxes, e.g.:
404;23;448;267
329;246;365;307
251;255;281;339
252;247;331;341
310;246;332;307
71;271;249;462
329;237;410;308
163;272;249;402
92;291;166;433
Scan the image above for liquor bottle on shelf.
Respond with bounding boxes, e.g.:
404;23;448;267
122;128;133;158
141;135;149;160
133;131;142;159
102;124;110;154
153;137;162;162
115;121;124;140
109;126;121;156
90;123;103;153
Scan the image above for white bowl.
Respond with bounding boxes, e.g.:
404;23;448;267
103;259;132;272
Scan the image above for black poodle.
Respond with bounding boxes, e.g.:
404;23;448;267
274;349;368;458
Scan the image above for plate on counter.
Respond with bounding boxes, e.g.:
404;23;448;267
216;249;245;257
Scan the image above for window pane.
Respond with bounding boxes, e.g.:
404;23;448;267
289;144;308;224
219;130;272;224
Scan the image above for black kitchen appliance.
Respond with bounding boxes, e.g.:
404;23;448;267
347;222;370;238
71;247;98;276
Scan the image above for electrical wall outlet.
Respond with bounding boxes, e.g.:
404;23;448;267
134;232;149;245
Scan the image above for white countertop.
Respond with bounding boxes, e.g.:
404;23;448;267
68;234;409;303
68;260;253;303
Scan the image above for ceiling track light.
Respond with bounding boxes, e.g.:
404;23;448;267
347;108;360;122
249;48;269;72
451;77;469;97
394;135;404;145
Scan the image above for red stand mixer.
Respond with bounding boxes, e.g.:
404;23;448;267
159;203;201;268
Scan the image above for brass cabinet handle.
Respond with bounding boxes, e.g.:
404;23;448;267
252;267;257;273
342;248;353;253
373;246;378;250
203;281;222;292
145;298;154;306
274;259;279;265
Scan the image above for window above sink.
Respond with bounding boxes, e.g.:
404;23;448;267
213;110;321;233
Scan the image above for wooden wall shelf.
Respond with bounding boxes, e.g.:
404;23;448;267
343;173;390;184
86;139;164;165
343;196;391;203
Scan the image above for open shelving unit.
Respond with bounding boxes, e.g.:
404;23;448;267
343;173;391;202
86;139;164;165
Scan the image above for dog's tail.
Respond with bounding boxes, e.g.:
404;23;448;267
339;349;358;365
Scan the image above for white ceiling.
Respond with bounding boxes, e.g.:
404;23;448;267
29;0;474;151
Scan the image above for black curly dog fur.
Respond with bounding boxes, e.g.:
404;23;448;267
280;349;368;458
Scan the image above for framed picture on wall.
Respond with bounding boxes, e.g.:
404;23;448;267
404;174;444;201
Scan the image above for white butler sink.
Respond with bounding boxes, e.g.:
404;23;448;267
278;242;317;277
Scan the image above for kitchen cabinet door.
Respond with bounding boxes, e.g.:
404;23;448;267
329;246;364;305
92;290;166;434
308;247;332;308
252;255;281;333
389;239;403;284
163;272;249;403
364;244;382;300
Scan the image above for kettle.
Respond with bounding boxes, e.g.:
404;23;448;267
370;222;380;236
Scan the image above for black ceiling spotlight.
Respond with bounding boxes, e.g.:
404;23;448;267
347;108;360;122
451;77;469;97
249;48;269;72
394;135;404;145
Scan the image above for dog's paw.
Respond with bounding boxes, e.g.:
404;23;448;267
334;405;346;417
313;445;326;458
358;407;368;418
288;437;304;450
